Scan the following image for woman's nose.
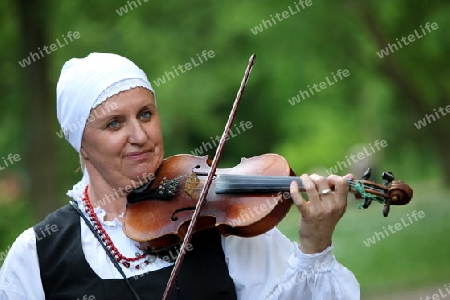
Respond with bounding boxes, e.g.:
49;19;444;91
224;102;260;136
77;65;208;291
128;120;147;145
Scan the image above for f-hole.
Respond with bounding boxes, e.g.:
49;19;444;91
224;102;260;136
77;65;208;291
171;206;196;221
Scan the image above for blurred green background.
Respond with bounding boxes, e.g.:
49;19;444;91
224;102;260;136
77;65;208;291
0;0;449;298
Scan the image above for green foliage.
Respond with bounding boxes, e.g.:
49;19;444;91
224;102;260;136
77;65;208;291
0;0;449;293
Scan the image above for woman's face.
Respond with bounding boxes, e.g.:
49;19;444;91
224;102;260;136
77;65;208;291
81;87;164;189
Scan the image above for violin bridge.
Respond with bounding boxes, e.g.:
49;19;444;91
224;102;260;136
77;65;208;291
185;172;200;200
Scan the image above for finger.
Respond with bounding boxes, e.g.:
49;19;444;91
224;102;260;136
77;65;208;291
343;173;354;180
326;173;353;187
291;180;311;218
300;174;321;208
310;174;331;198
290;180;307;211
327;174;349;204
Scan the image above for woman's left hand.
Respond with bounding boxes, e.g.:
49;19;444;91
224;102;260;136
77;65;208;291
290;173;353;254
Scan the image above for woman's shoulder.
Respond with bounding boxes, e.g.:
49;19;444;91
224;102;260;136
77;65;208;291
0;226;45;299
36;204;77;224
8;204;76;254
0;227;37;281
34;203;79;233
10;227;37;253
0;204;79;274
5;204;78;256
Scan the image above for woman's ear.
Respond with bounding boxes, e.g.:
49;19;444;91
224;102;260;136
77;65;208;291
80;147;88;160
78;151;87;174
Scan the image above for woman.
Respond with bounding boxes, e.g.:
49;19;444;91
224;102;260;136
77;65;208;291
0;53;359;299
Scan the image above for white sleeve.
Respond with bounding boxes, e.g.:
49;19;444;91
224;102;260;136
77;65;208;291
222;228;360;300
0;228;45;300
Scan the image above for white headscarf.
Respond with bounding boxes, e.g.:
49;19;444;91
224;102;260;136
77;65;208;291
57;52;154;152
56;52;154;189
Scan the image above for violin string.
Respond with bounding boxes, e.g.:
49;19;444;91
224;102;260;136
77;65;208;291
183;176;388;207
189;178;384;193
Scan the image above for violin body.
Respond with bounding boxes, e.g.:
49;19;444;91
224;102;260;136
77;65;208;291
123;154;295;252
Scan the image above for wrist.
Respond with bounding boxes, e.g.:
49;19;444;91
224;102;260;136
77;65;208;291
298;221;334;254
298;236;332;254
299;243;330;254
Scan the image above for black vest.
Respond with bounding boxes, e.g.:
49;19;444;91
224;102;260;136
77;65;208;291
34;205;237;300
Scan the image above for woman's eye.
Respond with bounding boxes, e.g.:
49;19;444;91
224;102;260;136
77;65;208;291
106;120;120;129
140;111;152;120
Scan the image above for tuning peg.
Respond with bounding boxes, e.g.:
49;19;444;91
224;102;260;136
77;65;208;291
381;171;395;186
362;198;372;209
362;168;372;180
383;198;391;217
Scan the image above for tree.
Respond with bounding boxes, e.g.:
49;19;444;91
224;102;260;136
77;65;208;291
16;0;60;219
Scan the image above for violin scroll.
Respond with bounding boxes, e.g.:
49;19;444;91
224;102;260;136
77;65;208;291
388;181;413;205
352;168;413;217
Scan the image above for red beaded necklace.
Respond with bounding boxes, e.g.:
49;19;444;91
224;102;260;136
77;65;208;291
82;185;149;269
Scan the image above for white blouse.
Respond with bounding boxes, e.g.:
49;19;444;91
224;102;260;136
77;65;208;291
0;182;360;299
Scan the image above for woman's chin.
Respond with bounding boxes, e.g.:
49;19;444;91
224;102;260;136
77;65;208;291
122;158;161;184
128;169;155;182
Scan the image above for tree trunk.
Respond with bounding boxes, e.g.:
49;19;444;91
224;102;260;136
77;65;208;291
17;0;60;220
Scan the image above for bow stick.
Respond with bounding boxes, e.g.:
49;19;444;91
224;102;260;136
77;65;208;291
161;54;257;300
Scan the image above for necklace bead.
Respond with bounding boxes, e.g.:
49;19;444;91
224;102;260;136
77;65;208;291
82;185;147;268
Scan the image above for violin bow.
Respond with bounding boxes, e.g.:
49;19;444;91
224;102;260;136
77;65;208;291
161;54;257;300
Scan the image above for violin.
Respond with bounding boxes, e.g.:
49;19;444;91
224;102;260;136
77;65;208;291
123;153;413;252
122;54;413;300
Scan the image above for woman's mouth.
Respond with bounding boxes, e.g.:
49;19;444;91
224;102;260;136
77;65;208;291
124;151;150;160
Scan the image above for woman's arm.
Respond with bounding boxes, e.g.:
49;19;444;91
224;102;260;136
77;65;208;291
0;228;45;300
222;173;360;299
222;228;360;300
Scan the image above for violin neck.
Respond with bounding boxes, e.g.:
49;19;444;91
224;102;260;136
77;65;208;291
215;174;310;194
215;174;355;194
215;174;298;194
